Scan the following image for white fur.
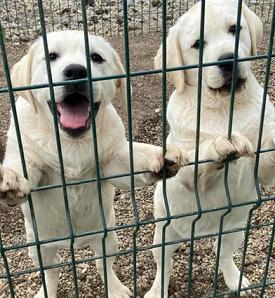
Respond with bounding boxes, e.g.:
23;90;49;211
0;30;188;297
145;1;274;297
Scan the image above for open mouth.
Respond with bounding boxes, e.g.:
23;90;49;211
210;77;246;93
48;92;100;137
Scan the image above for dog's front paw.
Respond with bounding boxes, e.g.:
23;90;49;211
210;132;254;163
147;144;189;180
0;166;30;207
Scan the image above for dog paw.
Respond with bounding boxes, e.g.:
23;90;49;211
209;133;254;163
148;144;189;180
0;166;30;207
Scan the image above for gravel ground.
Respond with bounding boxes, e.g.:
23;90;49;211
0;1;275;298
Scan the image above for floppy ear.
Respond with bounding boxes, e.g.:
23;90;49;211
113;51;130;117
154;26;185;93
242;4;263;56
11;43;38;113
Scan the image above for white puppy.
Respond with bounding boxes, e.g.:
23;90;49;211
145;1;274;297
0;31;188;297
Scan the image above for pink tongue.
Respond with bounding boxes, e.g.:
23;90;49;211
58;101;89;129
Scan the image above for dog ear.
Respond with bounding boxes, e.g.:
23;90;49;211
243;4;263;56
113;51;131;117
11;43;38;113
154;26;185;93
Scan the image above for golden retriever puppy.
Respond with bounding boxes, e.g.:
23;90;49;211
0;31;188;297
145;1;273;297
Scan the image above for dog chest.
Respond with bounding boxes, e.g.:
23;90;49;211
22;171;115;241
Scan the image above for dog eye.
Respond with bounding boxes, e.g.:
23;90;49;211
49;53;58;61
228;24;242;35
192;39;204;50
91;53;105;63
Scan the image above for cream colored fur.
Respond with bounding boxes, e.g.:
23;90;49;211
0;31;188;297
146;1;274;297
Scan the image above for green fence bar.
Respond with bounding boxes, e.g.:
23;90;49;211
36;0;80;296
187;0;205;296
122;0;141;296
213;0;244;296
237;2;275;296
159;0;170;297
80;0;109;296
260;219;275;297
0;214;14;295
0;21;49;298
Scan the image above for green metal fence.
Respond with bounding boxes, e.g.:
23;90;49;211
1;0;274;42
0;0;275;297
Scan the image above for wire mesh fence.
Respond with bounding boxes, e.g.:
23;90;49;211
0;0;275;297
0;0;274;43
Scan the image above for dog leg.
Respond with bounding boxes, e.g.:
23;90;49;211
144;222;180;298
93;231;131;298
29;245;60;298
214;232;251;296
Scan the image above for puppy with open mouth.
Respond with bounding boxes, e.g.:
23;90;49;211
0;30;188;297
145;1;275;297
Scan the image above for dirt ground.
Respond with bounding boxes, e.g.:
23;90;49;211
0;27;274;298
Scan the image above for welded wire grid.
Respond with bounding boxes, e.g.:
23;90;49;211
0;0;275;297
0;0;274;43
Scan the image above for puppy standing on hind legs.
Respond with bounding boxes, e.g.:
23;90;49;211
0;30;188;297
146;0;275;296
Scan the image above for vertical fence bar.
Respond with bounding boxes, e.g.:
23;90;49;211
75;0;80;31
187;1;205;296
3;0;12;40
260;219;275;297
36;1;80;296
58;0;64;31
267;0;273;23
92;3;97;35
122;0;141;295
148;0;152;33
12;0;22;43
0;21;48;297
66;0;72;28
116;0;120;36
49;0;55;32
159;0;170;296
109;0;112;36
100;0;104;35
31;0;38;35
0;219;15;296
156;4;159;33
22;0;30;40
80;1;109;296
212;1;243;296
237;3;275;296
140;0;144;35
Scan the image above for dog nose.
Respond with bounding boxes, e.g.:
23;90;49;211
218;53;234;73
63;64;87;80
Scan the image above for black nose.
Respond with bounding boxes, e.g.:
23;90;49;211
218;53;234;73
63;64;87;80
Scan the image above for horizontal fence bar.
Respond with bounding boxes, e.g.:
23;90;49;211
1;53;274;94
1;220;274;278
29;146;275;193
1;194;274;253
